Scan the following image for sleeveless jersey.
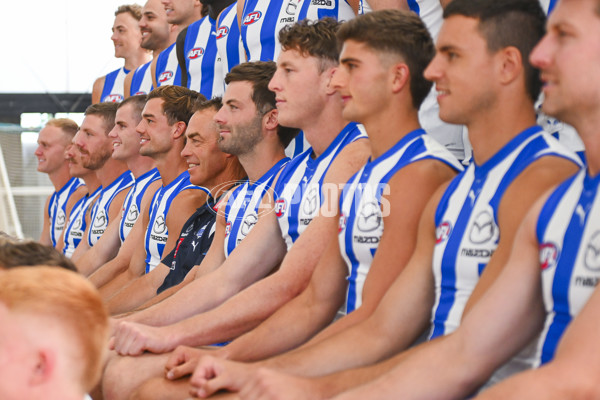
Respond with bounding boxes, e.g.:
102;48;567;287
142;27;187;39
296;0;355;22
535;169;600;365
155;42;182;87
430;126;581;340
181;16;225;99
87;171;134;247
119;168;161;243
240;0;302;62
62;186;102;258
129;61;153;96
48;177;84;247
216;3;246;78
223;158;289;257
274;122;368;250
101;67;129;103
144;171;207;273
341;129;463;313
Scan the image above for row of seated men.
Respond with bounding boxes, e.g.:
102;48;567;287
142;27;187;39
31;0;600;399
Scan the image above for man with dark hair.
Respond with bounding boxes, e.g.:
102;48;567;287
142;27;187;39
102;60;295;400
89;86;207;297
92;4;152;103
183;2;583;398
102;97;246;314
76;95;161;276
70;103;134;262
36;118;86;248
0;240;77;271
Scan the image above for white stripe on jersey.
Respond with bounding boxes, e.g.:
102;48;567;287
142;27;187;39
340;129;462;314
119;168;161;243
216;3;246;82
101;67;129;103
155;43;180;87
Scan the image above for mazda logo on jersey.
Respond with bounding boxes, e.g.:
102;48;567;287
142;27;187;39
469;211;497;244
56;210;66;227
127;205;139;222
73;217;82;231
302;187;319;217
159;71;173;83
187;47;205;59
311;0;334;8
243;11;262;25
105;94;124;103
584;231;600;271
241;213;258;236
436;221;452;244
274;199;287;218
93;209;107;228
540;242;560;270
153;215;167;234
357;201;381;232
216;26;229;39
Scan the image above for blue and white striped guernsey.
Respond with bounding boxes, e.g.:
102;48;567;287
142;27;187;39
430;126;582;340
181;16;225;99
87;171;134;247
240;0;302;62
48;177;84;248
144;171;207;273
223;158;289;257
295;0;355;22
535;169;600;365
119;168;161;243
101;67;130;103
341;129;463;314
155;42;181;87
274;122;368;250
216;3;245;79
129;61;153;96
63;186;102;258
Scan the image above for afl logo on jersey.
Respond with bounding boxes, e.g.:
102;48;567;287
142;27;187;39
225;222;232;236
216;26;229;39
338;214;347;233
540;242;560;270
243;11;262;25
274;199;287;218
357;201;381;233
469;211;497;244
187;47;205;59
153;215;167;234
436;221;452;244
73;216;83;231
584;231;600;271
159;71;173;83
105;94;124;103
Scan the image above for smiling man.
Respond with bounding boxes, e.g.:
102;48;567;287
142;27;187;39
75;96;161;277
92;4;152;103
35;118;86;248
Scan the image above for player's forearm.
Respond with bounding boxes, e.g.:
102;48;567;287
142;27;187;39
106;275;160;315
89;257;130;288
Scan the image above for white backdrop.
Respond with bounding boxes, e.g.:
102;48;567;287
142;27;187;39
0;0;140;93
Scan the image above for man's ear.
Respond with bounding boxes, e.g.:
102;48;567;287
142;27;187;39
497;46;523;86
173;121;187;139
391;63;410;94
263;108;279;131
29;348;56;386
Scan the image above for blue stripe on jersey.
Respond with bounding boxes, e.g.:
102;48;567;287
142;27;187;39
407;0;420;14
119;168;161;243
538;172;599;363
49;177;84;247
548;0;558;14
182;17;221;98
63;186;102;257
536;174;578;240
217;3;244;72
155;43;182;86
223;157;289;256
130;62;153;96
